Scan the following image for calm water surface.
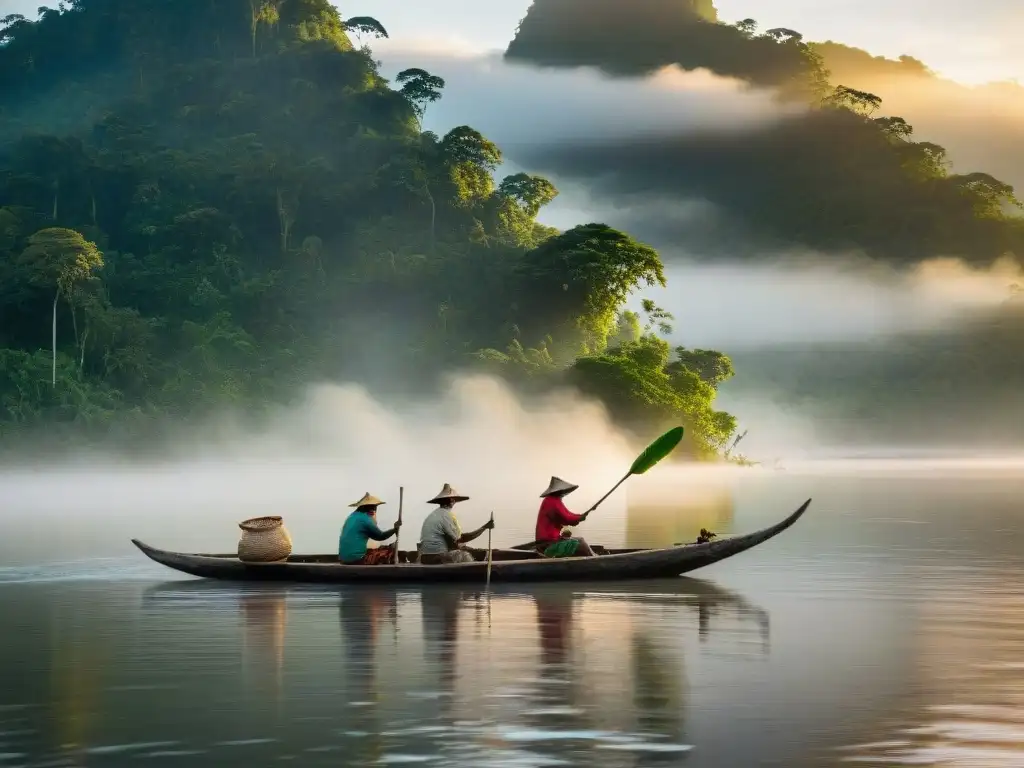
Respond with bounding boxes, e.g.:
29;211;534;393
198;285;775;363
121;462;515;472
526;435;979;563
2;468;1024;766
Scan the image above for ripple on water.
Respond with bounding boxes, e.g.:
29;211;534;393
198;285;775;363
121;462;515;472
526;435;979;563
521;708;586;717
841;575;1024;766
377;756;434;764
843;746;1024;765
455;750;570;767
596;743;693;752
84;742;179;755
139;750;207;758
0;559;160;584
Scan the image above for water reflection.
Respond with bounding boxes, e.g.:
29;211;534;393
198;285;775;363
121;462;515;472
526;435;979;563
0;565;935;767
6;471;1024;765
841;571;1024;766
631;631;686;753
240;588;287;711
530;590;582;725
49;609;102;765
338;589;396;763
134;580;765;765
421;587;461;698
625;477;735;548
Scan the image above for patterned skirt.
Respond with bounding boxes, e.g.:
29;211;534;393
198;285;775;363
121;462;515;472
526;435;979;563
540;539;581;558
349;545;395;565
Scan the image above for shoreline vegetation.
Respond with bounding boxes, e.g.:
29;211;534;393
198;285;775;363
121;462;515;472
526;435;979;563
1;1;1020;462
0;1;739;461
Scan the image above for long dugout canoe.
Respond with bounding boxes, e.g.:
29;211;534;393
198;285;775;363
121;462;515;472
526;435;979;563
130;498;810;583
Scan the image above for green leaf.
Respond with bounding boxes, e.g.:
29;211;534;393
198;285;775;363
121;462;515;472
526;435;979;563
629;426;684;475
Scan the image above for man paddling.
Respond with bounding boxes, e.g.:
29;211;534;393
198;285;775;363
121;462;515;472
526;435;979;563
339;492;402;565
418;483;493;564
535;477;595;557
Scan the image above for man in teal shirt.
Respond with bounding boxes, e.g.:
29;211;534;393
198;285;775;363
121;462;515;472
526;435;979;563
339;492;402;565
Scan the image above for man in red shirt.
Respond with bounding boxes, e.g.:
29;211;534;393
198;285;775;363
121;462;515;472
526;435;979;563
535;476;596;557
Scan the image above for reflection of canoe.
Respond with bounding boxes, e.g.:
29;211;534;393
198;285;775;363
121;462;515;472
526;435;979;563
142;576;764;610
130;499;810;584
142;578;770;642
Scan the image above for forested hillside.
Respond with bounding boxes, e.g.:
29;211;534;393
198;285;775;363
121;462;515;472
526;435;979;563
507;0;1024;448
508;0;1024;266
0;1;737;457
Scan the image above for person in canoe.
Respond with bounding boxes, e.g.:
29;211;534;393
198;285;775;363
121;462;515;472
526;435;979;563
339;492;402;565
418;483;494;565
535;476;596;557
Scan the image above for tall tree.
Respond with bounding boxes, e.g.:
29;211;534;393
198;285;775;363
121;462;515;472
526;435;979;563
343;16;388;44
396;67;445;119
249;0;283;58
17;228;103;387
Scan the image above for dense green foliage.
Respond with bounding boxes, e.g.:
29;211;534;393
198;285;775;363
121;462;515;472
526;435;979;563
507;0;824;98
0;0;736;456
508;0;1024;266
475;306;737;457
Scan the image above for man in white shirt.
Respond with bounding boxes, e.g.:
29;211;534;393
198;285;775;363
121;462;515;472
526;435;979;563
418;483;493;564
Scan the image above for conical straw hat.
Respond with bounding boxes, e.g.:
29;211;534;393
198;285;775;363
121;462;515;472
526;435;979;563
540;476;578;498
349;492;385;508
427;483;469;504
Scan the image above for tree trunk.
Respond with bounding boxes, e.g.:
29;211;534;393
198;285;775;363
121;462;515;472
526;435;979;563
90;192;97;225
425;184;436;254
276;187;297;255
281;220;291;254
79;328;89;372
250;5;258;58
51;290;58;387
70;300;79;357
51;179;59;221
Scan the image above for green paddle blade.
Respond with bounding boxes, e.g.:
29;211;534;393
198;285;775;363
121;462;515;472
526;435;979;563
629;426;685;475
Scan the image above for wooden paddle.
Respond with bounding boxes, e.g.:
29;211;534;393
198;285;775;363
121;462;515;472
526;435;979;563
392;486;404;564
485;511;494;588
584;426;686;515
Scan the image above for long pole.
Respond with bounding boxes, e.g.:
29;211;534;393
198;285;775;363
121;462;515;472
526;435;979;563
393;486;403;564
585;472;630;514
485;511;494;588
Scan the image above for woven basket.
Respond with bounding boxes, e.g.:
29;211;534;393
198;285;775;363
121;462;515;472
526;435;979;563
237;516;293;563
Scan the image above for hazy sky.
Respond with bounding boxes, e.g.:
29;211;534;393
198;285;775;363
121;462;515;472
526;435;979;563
6;0;1020;83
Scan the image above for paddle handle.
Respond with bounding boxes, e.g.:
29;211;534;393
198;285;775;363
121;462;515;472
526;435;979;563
485;511;494;588
393;486;403;564
586;471;631;515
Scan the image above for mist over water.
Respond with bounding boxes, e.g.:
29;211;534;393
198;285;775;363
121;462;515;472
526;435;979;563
0;376;645;566
629;256;1023;350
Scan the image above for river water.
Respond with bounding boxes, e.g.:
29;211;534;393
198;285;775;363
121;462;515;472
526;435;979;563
2;463;1024;766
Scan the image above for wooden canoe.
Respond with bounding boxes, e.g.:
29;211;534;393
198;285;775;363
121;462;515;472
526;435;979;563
130;498;810;583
